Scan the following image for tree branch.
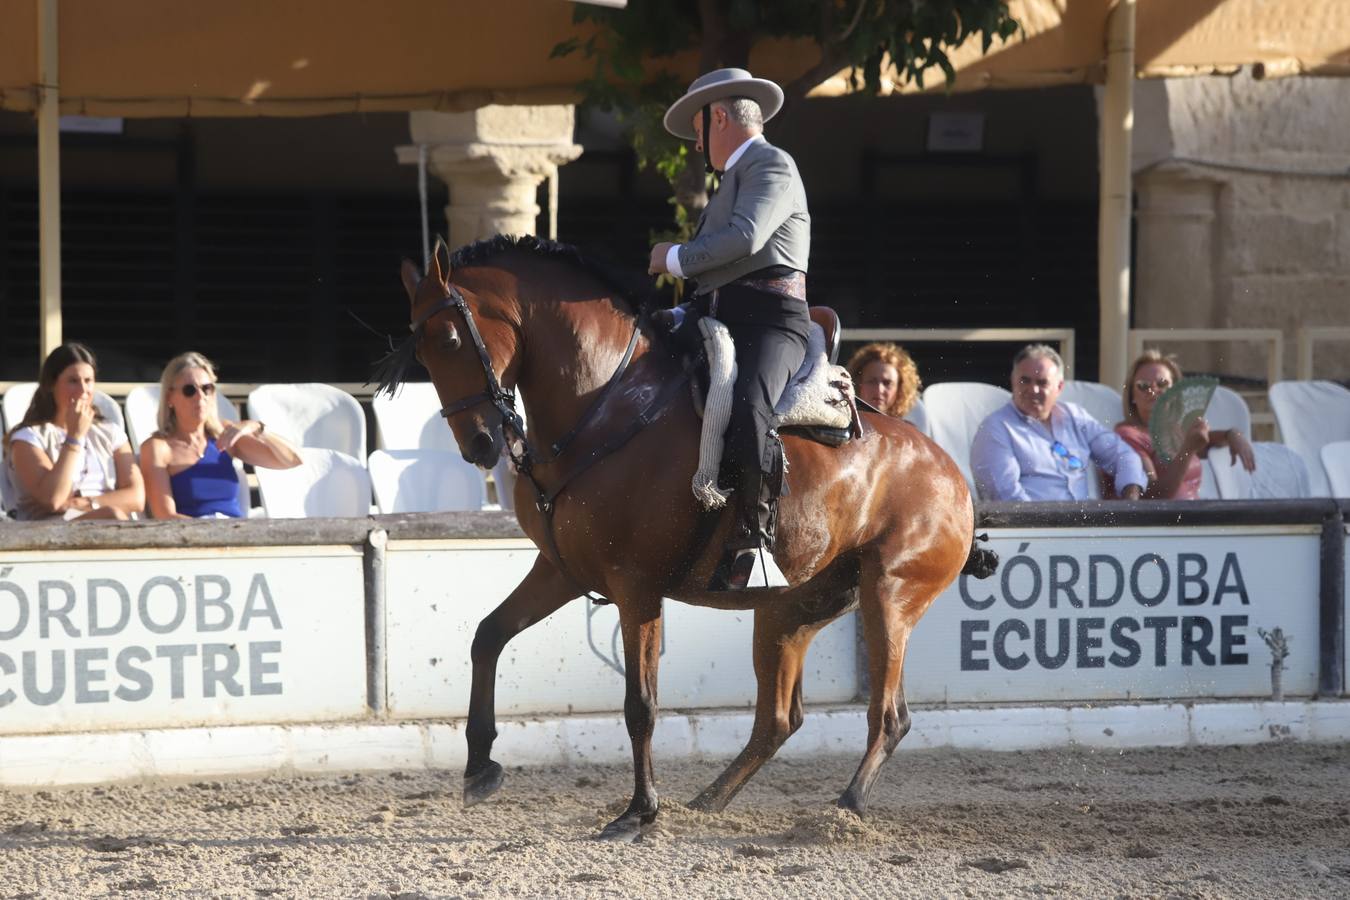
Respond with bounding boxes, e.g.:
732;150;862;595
782;44;855;102
836;0;870;44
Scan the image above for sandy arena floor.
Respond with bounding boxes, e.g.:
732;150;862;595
1;741;1348;898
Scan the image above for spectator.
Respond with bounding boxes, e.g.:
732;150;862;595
971;344;1146;501
140;352;301;518
846;342;922;418
4;343;144;521
1114;349;1256;499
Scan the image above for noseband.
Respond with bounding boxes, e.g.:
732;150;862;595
410;282;647;506
410;285;526;440
411;281;684;601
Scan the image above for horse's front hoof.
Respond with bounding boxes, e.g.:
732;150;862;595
594;813;648;843
836;792;867;818
687;789;726;814
463;761;504;807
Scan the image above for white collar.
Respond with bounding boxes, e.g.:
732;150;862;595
723;134;763;173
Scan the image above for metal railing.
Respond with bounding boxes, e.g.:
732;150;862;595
842;327;1077;378
0;381;381;404
1297;326;1350;381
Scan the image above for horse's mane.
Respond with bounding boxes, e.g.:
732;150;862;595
374;234;666;396
451;234;658;319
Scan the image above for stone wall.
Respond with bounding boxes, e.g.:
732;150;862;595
1132;72;1350;381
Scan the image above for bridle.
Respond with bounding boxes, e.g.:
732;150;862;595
409;280;661;517
410;279;687;600
410;284;527;449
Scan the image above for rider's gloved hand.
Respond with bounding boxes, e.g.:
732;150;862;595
652;303;691;333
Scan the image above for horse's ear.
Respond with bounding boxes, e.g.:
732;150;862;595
430;237;452;288
400;259;421;301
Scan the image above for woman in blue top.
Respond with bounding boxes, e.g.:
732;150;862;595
140;352;301;518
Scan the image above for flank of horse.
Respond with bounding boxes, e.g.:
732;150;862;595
390;235;984;842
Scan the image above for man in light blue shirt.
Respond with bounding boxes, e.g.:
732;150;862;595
971;345;1146;501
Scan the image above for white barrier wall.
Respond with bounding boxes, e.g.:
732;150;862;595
906;526;1321;703
384;539;858;718
0;546;368;734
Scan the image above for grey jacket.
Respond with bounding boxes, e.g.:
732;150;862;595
677;138;810;296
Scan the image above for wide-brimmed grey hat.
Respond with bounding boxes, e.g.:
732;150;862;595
663;67;784;140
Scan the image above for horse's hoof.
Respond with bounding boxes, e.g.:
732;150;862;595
687;791;724;814
463;761;504;807
594;815;646;843
836;793;866;818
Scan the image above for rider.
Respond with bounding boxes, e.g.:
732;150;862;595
648;68;811;592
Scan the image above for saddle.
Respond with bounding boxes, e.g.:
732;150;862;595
684;305;860;510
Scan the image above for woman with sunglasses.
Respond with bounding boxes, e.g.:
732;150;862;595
4;342;144;520
139;352;301;518
1115;350;1256;499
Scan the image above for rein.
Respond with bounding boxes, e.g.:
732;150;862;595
411;284;686;593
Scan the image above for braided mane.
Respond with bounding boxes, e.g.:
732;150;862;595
374;234;663;396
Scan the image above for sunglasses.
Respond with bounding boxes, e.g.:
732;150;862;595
1051;440;1085;471
181;382;217;398
1134;379;1173;395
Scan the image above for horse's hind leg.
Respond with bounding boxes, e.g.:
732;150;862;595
837;567;937;816
689;599;841;813
464;554;580;807
596;594;663;842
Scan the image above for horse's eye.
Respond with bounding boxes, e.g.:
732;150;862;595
443;326;462;352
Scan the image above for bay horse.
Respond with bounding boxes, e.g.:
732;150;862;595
383;235;987;842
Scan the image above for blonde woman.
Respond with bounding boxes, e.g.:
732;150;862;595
1114;350;1256;499
846;342;922;418
139;352;301;518
5;343;143;521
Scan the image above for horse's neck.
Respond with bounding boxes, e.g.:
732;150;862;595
516;297;650;451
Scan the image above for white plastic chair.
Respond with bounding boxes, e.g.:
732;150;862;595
1210;441;1312;500
247;383;367;464
922;382;1012;491
1269;381;1350;497
1203;385;1253;438
368;448;487;513
124;384;242;451
902;396;931;436
3;383;124;434
1320;441;1350;498
1060;380;1122;429
254;447;371;518
373;382;528;509
371;382;455;451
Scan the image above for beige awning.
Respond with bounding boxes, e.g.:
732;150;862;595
5;1;1343;118
0;0;821;118
809;0;1350;96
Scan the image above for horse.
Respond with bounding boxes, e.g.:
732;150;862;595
382;234;989;842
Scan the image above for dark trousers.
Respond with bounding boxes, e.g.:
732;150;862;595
698;284;811;541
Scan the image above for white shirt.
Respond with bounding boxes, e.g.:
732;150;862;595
665;134;765;279
11;424;117;498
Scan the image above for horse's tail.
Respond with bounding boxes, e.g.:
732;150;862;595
961;532;999;579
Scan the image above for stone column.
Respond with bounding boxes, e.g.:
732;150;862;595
1133;166;1224;370
397;105;582;247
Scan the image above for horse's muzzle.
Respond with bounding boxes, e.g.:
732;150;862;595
465;429;501;469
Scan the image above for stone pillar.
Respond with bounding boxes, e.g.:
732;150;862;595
1133;166;1224;371
397;105;582;247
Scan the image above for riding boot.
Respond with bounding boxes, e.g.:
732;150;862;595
707;466;790;592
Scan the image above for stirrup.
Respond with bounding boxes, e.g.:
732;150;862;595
708;543;790;592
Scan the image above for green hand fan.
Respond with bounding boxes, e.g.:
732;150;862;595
1149;376;1218;464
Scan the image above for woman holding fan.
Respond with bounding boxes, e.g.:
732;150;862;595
1115;350;1256;499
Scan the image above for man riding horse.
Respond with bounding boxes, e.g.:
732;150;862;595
648;67;812;593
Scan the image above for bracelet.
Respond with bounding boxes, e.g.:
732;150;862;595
64;437;84;450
